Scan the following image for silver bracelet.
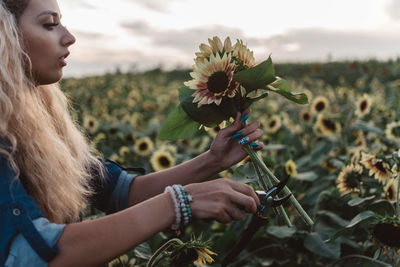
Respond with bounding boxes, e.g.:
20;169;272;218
164;186;181;230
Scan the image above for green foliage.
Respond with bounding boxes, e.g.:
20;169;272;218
61;58;400;266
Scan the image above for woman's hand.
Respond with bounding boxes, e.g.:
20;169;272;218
184;178;259;223
208;109;264;169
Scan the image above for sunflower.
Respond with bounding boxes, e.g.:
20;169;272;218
336;164;363;195
150;150;176;171
383;178;398;202
83;115;99;134
232;39;255;68
311;96;329;114
372;216;400;248
385;121;400;142
360;152;392;184
355;93;372;117
314;114;341;137
264;115;282;134
119;146;130;158
134;137;154;157
184;53;239;107
299;109;313;123
285;160;298;178
195;248;218;267
195;36;233;62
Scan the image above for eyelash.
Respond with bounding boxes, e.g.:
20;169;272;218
43;23;59;29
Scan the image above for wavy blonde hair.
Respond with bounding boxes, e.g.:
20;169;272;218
1;0;104;223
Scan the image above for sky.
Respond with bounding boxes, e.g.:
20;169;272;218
57;0;400;78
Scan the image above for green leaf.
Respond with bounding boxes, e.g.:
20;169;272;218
179;86;237;127
266;81;309;105
351;121;384;135
331;255;391;267
329;211;377;241
158;105;200;140
316;210;350;228
134;242;152;260
267;225;296;239
367;199;395;216
347;195;376;207
304;232;340;259
231;164;258;183
233;56;276;92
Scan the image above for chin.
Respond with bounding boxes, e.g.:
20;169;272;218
35;72;63;85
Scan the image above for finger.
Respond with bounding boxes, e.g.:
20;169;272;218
227;207;245;221
235;120;260;138
229;182;259;212
237;129;263;145
219;111;244;137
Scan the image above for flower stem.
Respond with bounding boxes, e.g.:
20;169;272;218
251;157;292;227
147;238;183;267
243;145;314;226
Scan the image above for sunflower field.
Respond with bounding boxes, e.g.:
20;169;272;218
60;58;400;267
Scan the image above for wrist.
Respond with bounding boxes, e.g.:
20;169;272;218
203;150;226;173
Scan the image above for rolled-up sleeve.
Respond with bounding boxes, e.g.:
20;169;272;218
0;156;62;265
89;158;145;214
4;217;65;267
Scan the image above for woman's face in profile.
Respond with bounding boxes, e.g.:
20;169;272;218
18;0;76;85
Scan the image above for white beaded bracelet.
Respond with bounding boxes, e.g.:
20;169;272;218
164;186;181;230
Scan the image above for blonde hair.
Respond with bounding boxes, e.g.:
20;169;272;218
0;1;104;223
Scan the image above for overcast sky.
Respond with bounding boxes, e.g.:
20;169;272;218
58;0;400;77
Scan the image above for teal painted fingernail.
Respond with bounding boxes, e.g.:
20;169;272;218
232;132;243;140
238;137;250;145
250;142;258;147
240;113;249;123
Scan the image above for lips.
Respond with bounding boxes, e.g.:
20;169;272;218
59;52;70;67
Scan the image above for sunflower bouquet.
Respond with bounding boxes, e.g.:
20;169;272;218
159;36;313;226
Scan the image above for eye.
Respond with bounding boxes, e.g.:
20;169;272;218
43;23;59;30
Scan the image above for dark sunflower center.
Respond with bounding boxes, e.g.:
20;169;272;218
125;134;135;142
360;100;368;112
269;120;277;128
316;102;325;112
345;172;360;188
303;113;311;121
374;161;387;173
392;126;400;137
388;186;395;200
139;143;148;151
322;119;336;131
89;121;94;127
288;165;293;173
207;71;229;94
159;156;170;167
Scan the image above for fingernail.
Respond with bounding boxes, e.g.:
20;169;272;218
240;113;249;123
250;142;258;147
238;137;250;145
232;132;243;140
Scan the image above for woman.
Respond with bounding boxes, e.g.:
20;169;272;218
0;0;264;266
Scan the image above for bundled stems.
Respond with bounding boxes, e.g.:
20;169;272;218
251;158;292;227
147;238;183;267
243;145;314;226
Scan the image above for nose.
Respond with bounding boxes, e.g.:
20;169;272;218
61;26;76;47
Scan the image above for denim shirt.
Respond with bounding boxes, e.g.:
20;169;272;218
0;155;145;267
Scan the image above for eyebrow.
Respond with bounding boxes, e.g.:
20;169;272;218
36;11;62;19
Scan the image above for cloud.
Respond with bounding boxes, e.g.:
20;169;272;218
72;30;109;41
386;0;400;21
122;0;183;13
59;0;97;9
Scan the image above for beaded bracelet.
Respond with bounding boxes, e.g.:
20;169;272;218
173;184;192;226
164;186;181;230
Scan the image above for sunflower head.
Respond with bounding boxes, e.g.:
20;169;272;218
312;96;329;114
184;53;239;107
360;152;392;184
336;164;363;196
355;93;373;117
285;160;298;178
299;109;312;123
383;178;398;202
264;115;282;134
314;114;341;137
372;216;400;248
150;150;176;171
83;115;99;134
385;121;400;142
232;39;255;70
134;137;154;157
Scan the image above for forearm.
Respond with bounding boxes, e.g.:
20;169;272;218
49;192;174;267
129;150;224;205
